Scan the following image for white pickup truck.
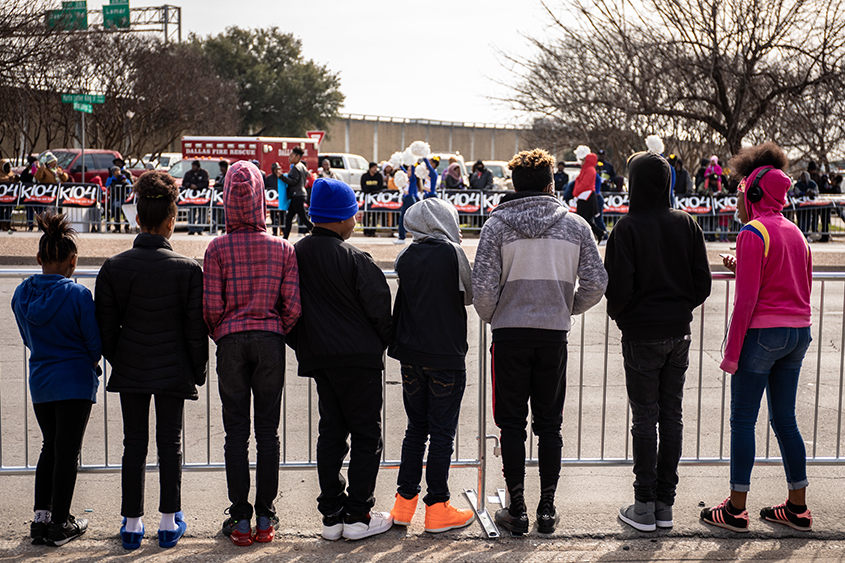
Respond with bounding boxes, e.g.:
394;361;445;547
318;153;370;187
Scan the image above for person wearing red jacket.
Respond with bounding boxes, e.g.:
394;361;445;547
203;161;301;546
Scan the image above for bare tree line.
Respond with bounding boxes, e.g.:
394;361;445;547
507;0;845;172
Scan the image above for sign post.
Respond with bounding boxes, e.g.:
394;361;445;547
61;94;105;183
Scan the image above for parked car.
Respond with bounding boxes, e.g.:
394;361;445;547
143;152;182;170
318;153;370;187
37;149;142;184
482;160;514;191
167;158;230;188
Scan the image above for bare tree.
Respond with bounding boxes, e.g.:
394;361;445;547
506;0;845;156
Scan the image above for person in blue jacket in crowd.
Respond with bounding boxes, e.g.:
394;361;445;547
12;212;102;548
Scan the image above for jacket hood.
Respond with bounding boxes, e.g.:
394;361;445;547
15;275;74;326
404;197;461;243
745;166;791;220
224;160;266;233
490;192;568;238
627;151;672;213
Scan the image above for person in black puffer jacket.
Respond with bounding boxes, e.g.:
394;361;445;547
95;170;207;549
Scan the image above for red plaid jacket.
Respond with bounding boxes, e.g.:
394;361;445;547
203;161;301;341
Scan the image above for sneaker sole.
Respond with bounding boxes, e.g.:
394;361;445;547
494;519;528;536
391;518;412;526
618;512;656;532
342;523;393;540
47;532;85;547
763;516;811;532
656;519;674;528
701;517;749;533
424;516;474;533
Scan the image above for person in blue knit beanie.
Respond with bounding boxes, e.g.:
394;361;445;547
289;177;395;541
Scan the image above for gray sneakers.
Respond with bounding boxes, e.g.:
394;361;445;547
619;500;656;532
655;500;673;528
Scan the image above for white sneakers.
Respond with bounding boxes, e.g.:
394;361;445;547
341;512;394;541
393;239;407;245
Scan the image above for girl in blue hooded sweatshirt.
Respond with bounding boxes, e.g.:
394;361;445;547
12;212;101;547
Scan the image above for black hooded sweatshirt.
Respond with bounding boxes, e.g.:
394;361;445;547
604;152;712;340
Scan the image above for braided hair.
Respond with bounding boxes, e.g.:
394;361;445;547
135;170;179;230
36;212;78;264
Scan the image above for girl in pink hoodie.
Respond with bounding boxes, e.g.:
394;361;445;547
701;143;813;533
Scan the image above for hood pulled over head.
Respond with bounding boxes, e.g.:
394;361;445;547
224;160;266;233
626;151;672;213
403;197;461;243
744;166;791;220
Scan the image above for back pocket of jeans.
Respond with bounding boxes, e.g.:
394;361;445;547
756;329;789;352
401;365;422;397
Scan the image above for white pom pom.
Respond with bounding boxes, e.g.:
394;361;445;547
394;170;409;189
402;148;418;167
409;140;431;159
574;145;591;162
388;151;404;170
646;135;664;154
415;163;428;181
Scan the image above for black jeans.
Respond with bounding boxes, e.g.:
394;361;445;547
217;331;286;520
119;393;185;517
622;336;690;504
283;197;312;239
33;399;93;524
492;342;567;495
311;368;383;518
269;210;285;236
397;365;466;505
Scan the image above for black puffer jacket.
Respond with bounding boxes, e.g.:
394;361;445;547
95;233;208;399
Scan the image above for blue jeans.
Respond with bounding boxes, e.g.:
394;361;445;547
730;327;812;492
396;365;466;505
622;336;690;504
397;198;415;240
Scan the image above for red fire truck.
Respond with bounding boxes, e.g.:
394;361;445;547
181;136;320;184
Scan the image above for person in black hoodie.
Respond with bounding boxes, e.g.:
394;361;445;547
288;178;394;541
387;197;475;533
604;151;711;532
95;170;208;550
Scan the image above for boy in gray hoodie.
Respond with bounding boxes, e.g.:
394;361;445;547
472;149;607;535
387;198;475;533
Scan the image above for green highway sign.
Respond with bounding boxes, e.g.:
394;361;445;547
103;2;130;29
73;102;93;114
61;93;104;104
47;8;87;31
62;1;87;8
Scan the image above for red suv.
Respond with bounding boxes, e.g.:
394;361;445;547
44;149;141;183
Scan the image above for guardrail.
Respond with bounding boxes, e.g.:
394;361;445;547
1;269;844;538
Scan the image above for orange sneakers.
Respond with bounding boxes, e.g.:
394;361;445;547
390;493;419;526
424;501;475;533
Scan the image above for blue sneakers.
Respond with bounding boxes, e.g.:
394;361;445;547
158;512;187;548
120;519;144;550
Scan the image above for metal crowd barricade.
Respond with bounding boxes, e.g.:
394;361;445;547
2;270;845;539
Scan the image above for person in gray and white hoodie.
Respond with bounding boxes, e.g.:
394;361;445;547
472;148;608;536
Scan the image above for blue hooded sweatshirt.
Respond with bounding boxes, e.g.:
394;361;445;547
12;274;102;403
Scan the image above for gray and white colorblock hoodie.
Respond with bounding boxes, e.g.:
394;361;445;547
472;191;608;338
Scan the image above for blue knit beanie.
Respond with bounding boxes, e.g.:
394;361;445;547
309;178;359;223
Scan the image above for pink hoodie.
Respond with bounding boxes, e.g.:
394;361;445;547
720;167;812;374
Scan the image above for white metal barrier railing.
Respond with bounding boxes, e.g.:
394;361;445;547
1;269;844;538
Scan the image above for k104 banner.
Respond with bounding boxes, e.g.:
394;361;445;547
0;182;103;207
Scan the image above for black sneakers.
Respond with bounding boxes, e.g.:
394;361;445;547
495;506;529;536
760;501;813;532
700;498;749;533
46;515;88;547
30;521;47;545
536;497;559;534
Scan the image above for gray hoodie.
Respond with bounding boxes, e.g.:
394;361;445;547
396;198;473;304
472;191;607;333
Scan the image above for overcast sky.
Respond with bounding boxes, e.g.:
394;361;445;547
91;0;558;125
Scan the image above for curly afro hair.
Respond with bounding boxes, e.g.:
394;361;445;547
508;148;556;192
135;170;179;230
727;142;789;181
